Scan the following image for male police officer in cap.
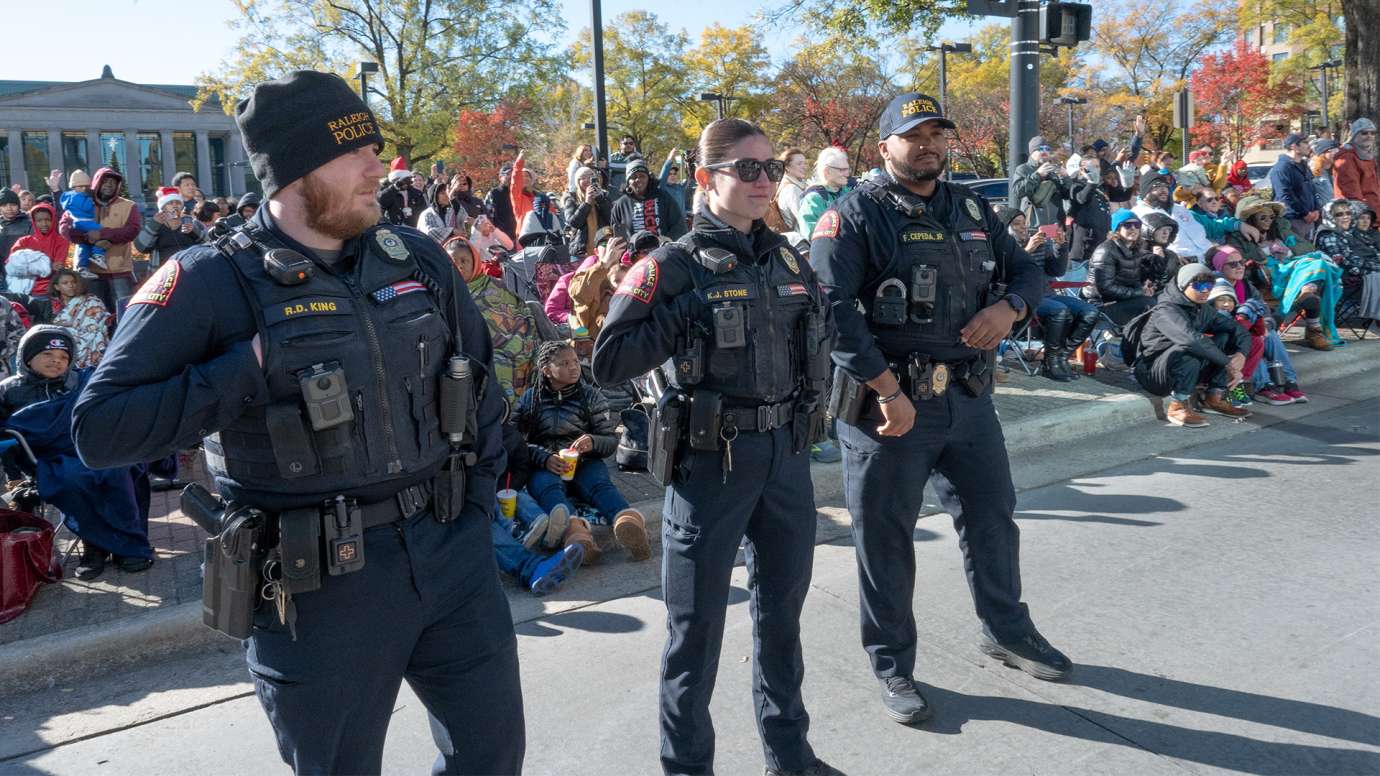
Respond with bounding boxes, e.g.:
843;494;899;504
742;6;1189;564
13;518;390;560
73;71;522;774
811;93;1073;725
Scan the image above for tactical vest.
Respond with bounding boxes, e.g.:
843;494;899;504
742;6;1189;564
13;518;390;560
858;181;997;355
673;233;823;404
202;223;453;508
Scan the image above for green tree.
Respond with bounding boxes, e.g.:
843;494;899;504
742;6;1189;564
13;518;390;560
196;0;565;165
681;24;773;132
767;0;964;41
570;11;695;159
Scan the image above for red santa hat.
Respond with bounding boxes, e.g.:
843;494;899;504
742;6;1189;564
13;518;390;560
390;156;409;172
157;186;184;210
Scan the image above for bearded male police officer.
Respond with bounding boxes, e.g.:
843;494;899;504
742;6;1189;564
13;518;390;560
811;93;1073;726
72;71;522;774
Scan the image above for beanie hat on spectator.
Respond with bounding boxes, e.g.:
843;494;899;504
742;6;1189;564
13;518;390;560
1110;209;1142;232
1028;135;1050;154
20;325;75;367
1139;170;1173;198
1091;139;1109;153
1311;138;1339;155
626;159;650;179
235;70;384;200
1207;278;1237;304
156;187;183;210
0;190;18;208
1176;263;1213;291
995;206;1023;227
68;169;91;188
1281;133;1305;150
1349;118;1376;143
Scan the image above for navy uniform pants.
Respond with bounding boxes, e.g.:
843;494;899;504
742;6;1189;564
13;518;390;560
246;507;524;775
659;425;818;775
837;388;1035;681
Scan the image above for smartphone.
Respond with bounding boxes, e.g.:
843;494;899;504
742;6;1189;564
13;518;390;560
1038;224;1060;240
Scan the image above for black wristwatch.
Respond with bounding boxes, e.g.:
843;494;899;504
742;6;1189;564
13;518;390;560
1004;293;1028;320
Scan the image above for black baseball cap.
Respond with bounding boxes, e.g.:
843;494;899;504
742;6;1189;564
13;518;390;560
879;92;956;138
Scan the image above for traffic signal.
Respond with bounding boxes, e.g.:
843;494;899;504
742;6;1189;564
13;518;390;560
1039;3;1092;47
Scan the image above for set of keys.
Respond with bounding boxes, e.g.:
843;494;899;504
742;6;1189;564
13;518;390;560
719;424;738;483
261;559;299;641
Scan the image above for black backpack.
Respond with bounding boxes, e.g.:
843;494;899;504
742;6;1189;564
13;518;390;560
1119;307;1156;367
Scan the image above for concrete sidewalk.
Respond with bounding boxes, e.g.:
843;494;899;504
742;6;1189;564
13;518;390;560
1;327;1375;695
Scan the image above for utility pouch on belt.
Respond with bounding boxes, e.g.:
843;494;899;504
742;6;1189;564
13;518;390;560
688;390;723;452
277;507;322;595
433;457;468;523
184;484;266;640
649;391;688;486
673;336;705;385
323;495;365;575
828;366;870;426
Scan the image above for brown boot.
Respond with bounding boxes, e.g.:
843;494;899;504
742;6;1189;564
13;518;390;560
1200;391;1251;419
613;508;652;561
1166;399;1209;428
562;517;601;565
1303;327;1333;351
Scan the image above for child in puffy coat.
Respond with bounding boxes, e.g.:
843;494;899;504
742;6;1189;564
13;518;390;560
514;340;648;565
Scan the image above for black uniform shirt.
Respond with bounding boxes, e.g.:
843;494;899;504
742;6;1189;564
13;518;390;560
810;177;1044;382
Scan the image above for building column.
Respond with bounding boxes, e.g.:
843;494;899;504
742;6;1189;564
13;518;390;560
46;130;63;188
7;130;25;191
124;129;143;206
85;129;102;173
225;131;245;197
159;130;176;187
195;130;212;197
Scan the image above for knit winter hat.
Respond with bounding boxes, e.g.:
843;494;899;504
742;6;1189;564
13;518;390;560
156;186;183;210
0;190;18;208
1028;135;1050;154
995;205;1024;227
20;325;75;367
68;169;91;188
235;70;384;200
1110;209;1141;232
1176;263;1214;291
1139;171;1174;198
1350;117;1377;143
625;158;651;179
1207;278;1237;303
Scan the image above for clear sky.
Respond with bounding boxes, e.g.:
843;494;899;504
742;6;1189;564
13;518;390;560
4;0;980;85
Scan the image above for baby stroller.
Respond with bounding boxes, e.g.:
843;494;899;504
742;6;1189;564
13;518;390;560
0;429;63;624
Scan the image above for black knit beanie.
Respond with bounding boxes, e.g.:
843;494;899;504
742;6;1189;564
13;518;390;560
235;71;384;200
21;325;75;367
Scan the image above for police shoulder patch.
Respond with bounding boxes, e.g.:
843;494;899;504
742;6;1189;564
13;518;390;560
615;257;659;304
811;210;841;240
374;228;410;263
128;260;181;307
964;198;983;223
779;247;800;274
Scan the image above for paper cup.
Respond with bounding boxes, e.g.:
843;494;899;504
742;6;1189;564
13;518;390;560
496;489;518;519
559;449;580;481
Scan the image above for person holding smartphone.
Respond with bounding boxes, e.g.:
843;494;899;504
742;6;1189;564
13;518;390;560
133;187;204;270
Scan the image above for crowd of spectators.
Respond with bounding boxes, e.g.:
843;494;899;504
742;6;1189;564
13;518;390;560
0;104;1374;587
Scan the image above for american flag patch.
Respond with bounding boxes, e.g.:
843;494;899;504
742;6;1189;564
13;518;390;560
371;280;426;303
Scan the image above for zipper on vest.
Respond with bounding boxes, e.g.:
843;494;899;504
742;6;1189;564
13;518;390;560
758;259;775;400
342;274;403;474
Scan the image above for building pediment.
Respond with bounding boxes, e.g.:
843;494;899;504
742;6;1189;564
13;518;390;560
0;79;208;112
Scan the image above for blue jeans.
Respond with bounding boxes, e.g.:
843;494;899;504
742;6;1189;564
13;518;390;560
527;458;629;522
1250;330;1299;388
490;516;543;585
1035;293;1096;320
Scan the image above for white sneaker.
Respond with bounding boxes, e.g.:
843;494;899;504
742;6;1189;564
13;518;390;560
543;504;570;550
519;514;550;549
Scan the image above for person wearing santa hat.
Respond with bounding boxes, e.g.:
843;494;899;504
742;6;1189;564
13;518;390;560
378;155;427;227
133;186;205;271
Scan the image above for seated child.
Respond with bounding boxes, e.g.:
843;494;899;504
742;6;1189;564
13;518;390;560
515;340;649;565
58;171;107;277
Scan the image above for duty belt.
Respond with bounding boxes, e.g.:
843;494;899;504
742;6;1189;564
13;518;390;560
359;481;433;529
888;353;994;401
722;400;795;432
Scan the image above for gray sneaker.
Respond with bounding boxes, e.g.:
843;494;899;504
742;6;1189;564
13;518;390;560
879;676;932;725
519;513;550;549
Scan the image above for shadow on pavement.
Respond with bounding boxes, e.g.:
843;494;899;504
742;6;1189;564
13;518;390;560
915;683;1380;775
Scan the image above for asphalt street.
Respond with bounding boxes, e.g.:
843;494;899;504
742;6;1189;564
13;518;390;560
3;394;1378;776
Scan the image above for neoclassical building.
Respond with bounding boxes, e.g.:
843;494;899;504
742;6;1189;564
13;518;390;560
0;65;254;209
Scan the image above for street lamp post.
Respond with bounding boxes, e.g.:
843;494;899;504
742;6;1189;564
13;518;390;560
1057;96;1087;153
1309;59;1343;132
699;92;726;120
591;0;609;166
924;41;972;179
358;61;379;102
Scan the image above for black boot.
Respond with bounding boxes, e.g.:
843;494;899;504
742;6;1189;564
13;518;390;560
1041;347;1072;381
76;542;107;581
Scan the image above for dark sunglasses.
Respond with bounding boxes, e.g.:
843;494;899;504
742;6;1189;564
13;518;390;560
1199;196;1219;203
1222;260;1244;268
704;158;786;183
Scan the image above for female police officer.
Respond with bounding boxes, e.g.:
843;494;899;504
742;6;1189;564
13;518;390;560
592;119;841;776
